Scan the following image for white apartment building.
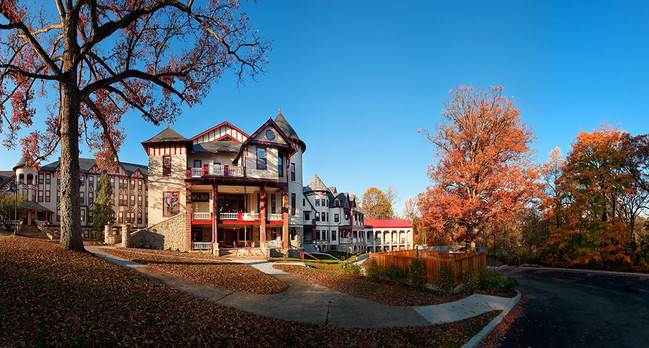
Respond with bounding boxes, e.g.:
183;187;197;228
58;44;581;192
302;174;366;253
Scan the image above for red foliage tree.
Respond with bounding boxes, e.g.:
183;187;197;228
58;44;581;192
418;86;543;249
551;128;634;268
0;1;269;250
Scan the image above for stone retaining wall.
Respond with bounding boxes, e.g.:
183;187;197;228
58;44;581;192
129;214;186;251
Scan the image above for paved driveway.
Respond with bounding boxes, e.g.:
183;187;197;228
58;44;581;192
499;267;649;347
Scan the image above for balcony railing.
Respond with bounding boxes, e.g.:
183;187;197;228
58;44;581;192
192;212;212;221
220;212;238;220
340;237;352;244
192;242;211;250
269;214;283;222
241;213;259;221
188;165;245;178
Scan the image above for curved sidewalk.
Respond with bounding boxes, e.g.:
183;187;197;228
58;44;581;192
87;246;517;329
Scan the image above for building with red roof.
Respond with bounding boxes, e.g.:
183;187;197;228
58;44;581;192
364;219;414;252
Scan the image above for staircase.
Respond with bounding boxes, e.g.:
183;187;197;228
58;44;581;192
18;224;48;239
219;247;266;258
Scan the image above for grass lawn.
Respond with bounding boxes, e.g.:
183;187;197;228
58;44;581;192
0;236;500;347
102;247;287;294
274;264;468;306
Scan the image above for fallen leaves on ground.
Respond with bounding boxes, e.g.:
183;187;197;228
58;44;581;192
102;247;287;295
0;236;499;347
274;264;467;306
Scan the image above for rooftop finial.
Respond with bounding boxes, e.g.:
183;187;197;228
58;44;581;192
166;123;170;129
278;106;281;114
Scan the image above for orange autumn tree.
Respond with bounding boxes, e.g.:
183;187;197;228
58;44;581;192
0;0;269;251
418;86;543;249
551;128;634;268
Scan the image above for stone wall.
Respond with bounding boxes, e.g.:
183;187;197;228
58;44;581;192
129;213;186;251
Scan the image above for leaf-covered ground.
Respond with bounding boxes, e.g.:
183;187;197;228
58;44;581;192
0;236;499;347
101;247;287;294
274;264;467;306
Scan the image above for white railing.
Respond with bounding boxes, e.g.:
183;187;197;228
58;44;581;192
220;212;238;220
191;165;245;178
267;240;282;249
193;212;211;221
192;242;211;250
209;164;223;176
241;213;259;221
228;166;244;177
340;237;352;244
269;214;283;222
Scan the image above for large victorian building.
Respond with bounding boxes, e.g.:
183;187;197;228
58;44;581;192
1;157;148;238
140;112;306;255
2;110;414;255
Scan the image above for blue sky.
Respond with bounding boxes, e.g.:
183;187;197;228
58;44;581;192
2;1;649;214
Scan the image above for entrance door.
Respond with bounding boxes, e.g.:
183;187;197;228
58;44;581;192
224;228;236;246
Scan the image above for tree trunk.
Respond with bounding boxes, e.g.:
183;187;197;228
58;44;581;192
59;15;84;252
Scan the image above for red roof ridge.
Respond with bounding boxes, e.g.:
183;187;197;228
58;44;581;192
364;219;413;228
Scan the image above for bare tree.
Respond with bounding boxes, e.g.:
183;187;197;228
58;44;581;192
0;0;269;250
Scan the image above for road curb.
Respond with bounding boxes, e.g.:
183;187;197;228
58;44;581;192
518;266;649;277
461;290;521;348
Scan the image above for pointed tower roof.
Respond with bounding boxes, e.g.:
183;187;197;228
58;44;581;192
142;126;189;144
274;110;306;152
13;156;28;171
304;174;329;193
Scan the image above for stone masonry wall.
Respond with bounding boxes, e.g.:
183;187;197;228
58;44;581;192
129;213;186;251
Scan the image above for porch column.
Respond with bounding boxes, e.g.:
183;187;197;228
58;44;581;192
212;183;219;255
282;189;289;253
185;182;192;251
260;184;267;246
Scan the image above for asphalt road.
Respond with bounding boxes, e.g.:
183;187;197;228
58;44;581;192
498;267;649;348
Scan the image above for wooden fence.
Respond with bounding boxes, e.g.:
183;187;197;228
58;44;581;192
368;249;487;284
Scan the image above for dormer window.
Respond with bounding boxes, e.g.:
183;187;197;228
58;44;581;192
256;147;267;170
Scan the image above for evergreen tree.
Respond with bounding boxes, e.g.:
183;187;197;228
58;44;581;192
93;174;115;234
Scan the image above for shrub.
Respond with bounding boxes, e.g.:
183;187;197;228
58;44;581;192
503;277;519;292
364;259;381;279
389;267;408;285
340;262;361;277
435;264;456;295
407;259;427;288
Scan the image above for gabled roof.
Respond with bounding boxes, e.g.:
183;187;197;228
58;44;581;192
40;158;148;178
142;126;189;144
364;219;413;229
23;201;53;213
193;140;242;153
121;162;149;177
275;112;306;151
233;118;296;163
304;174;329;193
190;121;249;142
0;171;15;189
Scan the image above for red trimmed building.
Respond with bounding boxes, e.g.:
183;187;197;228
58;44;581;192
140;112;306;255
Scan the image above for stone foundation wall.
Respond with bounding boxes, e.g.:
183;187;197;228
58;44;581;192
130;214;186;251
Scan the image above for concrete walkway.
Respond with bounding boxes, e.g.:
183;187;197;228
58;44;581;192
87;246;517;329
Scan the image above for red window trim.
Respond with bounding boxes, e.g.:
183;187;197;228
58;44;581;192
162;155;172;177
163;191;180;217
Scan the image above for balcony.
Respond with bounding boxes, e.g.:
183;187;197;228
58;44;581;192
241;213;259;221
340;237;352;244
188;164;245;179
220;212;238;221
269;214;283;222
192;212;212;221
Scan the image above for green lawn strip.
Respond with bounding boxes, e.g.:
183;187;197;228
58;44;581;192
101;247;287;295
275;264;468;306
0;237;499;347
